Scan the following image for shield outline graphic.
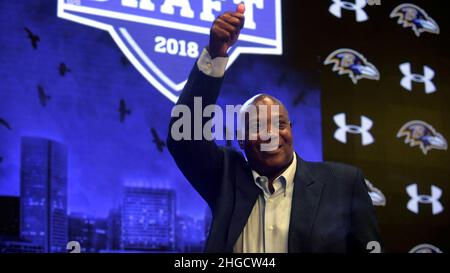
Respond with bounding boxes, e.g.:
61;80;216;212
57;0;283;103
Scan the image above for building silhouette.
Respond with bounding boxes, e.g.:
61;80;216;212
20;137;68;253
204;206;212;241
175;214;205;252
121;186;175;251
107;207;122;251
68;213;107;252
0;196;20;237
1;137;211;253
0;237;44;253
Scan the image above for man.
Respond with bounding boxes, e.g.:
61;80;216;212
167;3;381;253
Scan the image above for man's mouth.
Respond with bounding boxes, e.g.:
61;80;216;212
260;144;283;154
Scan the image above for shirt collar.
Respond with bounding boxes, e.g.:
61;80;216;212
251;153;297;195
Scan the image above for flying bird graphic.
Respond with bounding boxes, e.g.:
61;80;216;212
0;118;12;130
292;91;307;107
59;62;71;76
151;127;166;153
118;99;131;123
120;55;130;67
24;27;40;49
277;71;289;87
37;85;51;107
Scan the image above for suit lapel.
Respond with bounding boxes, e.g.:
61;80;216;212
288;155;323;252
226;162;260;251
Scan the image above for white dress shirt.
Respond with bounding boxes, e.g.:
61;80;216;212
196;50;298;253
197;48;228;78
233;154;297;253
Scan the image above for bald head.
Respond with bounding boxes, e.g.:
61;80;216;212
240;93;290;121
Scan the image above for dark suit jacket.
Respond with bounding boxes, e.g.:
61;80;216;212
167;64;382;253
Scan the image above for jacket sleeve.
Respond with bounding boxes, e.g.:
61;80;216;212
349;168;383;253
167;62;226;210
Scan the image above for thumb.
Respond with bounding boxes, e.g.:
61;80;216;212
236;2;245;14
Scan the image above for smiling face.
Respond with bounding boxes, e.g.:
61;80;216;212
238;94;294;179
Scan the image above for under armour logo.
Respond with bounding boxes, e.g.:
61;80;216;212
333;113;374;146
399;63;436;94
329;0;369;22
406;184;443;215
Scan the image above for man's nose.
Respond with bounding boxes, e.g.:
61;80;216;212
259;127;280;142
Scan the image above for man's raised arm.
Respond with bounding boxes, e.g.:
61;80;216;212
167;4;245;209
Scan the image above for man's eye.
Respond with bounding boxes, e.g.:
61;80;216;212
274;122;287;129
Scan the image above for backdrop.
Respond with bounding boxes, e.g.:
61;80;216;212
0;0;448;253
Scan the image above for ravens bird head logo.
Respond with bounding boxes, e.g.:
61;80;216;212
397;120;447;155
409;244;442;253
390;3;440;37
324;48;380;84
